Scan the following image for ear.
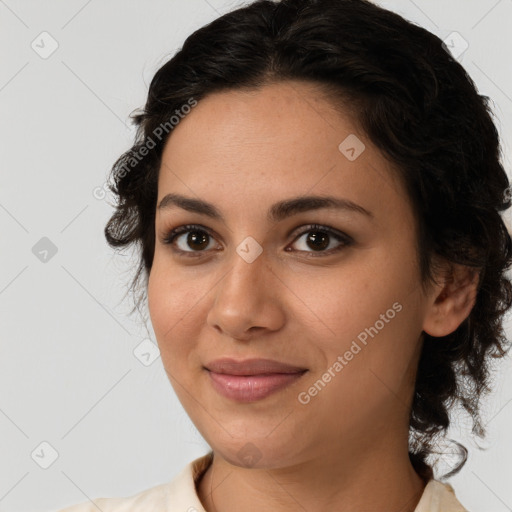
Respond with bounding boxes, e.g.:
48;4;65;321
422;261;480;337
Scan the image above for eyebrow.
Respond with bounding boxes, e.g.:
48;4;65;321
157;193;373;223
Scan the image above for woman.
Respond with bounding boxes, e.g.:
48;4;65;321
58;0;512;510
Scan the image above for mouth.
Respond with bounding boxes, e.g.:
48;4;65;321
204;357;308;375
204;358;308;402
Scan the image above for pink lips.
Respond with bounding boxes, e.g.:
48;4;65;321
205;358;308;402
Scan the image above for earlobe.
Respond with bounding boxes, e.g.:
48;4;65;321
422;263;480;338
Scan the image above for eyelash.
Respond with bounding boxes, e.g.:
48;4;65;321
160;223;353;258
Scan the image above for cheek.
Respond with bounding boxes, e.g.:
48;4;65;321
147;265;215;419
147;262;206;363
291;261;403;347
299;249;422;380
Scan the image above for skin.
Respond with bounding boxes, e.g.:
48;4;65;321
147;80;479;512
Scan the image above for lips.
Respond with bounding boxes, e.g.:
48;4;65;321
204;357;308;375
204;358;308;402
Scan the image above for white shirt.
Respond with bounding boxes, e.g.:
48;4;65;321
56;452;469;511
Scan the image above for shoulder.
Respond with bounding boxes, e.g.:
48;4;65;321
415;479;470;512
55;481;171;512
55;452;213;512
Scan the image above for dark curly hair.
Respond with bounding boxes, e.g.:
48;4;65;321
104;0;512;482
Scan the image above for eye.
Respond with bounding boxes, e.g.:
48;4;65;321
160;223;353;257
160;224;220;256
287;223;353;257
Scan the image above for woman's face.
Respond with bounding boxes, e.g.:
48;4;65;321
147;80;435;468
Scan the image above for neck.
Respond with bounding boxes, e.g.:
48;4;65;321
197;437;427;512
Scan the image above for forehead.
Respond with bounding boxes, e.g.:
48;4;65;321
157;81;409;224
161;81;356;168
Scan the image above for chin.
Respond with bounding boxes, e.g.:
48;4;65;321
206;434;305;470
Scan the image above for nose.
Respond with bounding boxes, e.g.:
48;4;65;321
206;248;286;341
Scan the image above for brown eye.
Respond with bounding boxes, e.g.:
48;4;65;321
162;224;219;255
303;231;330;251
287;224;353;257
182;230;210;251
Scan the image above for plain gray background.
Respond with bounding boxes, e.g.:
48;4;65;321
1;1;512;511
